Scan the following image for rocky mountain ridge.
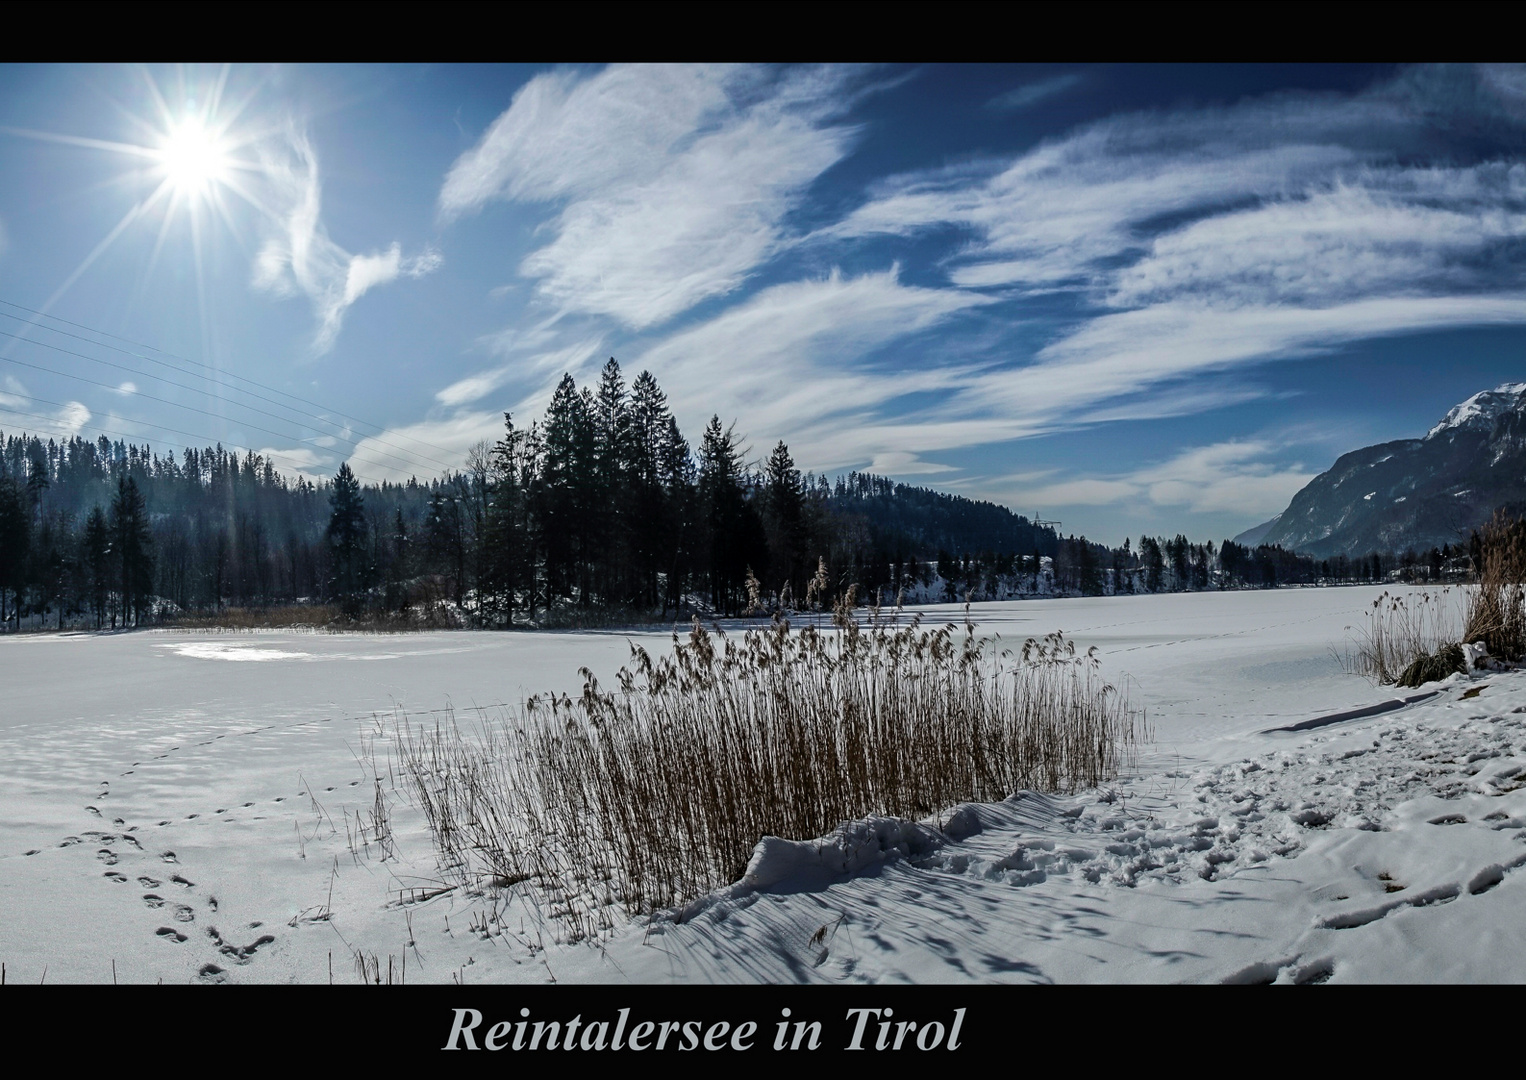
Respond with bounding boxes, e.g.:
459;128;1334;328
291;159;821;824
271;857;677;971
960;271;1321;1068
1255;381;1526;558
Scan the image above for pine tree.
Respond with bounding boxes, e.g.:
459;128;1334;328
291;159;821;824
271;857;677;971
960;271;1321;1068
82;505;110;628
0;472;29;629
327;463;367;614
593;358;633;603
484;413;536;625
628;371;675;609
762;440;805;602
110;475;154;627
659;415;696;616
538;374;596;607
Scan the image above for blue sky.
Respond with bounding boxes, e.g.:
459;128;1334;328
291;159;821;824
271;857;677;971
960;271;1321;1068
5;63;1526;546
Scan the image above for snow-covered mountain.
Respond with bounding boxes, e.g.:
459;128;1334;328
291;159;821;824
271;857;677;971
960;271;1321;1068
1427;382;1526;439
1257;381;1526;558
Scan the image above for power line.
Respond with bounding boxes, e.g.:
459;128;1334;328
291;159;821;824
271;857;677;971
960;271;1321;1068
0;296;468;462
0;308;462;474
0;324;454;478
0;338;456;483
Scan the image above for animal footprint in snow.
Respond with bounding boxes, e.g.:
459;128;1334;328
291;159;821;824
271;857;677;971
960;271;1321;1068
96;849;118;866
1429;813;1467;825
103;871;127;883
196;963;227;983
171;874;195;888
173;904;195;923
155;927;187;943
143;894;166;908
159;851;177;863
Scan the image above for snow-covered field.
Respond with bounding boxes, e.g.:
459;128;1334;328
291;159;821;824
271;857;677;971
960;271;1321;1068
4;585;1524;984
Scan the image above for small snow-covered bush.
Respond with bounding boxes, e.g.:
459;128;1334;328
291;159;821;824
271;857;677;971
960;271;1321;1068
393;613;1144;926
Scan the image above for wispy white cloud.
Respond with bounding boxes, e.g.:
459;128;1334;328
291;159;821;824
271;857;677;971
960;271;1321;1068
1108;167;1526;309
255;445;333;485
821;69;1526;444
348;411;504;483
985;295;1526;426
866;450;956;475
985;440;1317;522
441;64;860;329
987;72;1086;112
402;66;1526;524
633;267;992;469
252;126;441;353
435;336;605;408
0;375;89;439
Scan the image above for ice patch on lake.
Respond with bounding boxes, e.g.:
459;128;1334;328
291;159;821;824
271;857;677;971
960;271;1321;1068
163;643;318;662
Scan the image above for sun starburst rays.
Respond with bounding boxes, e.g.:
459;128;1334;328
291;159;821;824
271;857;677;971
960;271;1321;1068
5;66;270;325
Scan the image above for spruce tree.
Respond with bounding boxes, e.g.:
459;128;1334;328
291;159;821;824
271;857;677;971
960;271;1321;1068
110;475;154;627
327;463;367;614
0;472;28;629
82;505;110;628
762;440;805;602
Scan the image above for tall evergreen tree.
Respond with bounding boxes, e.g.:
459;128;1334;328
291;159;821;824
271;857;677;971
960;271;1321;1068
698;417;765;614
110;474;154;627
82;504;110;628
0;472;29;629
762;440;805;603
538;375;597;607
327;463;367;613
484;414;536;625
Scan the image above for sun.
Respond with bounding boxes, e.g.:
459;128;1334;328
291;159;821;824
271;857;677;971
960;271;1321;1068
5;67;267;314
156;116;232;200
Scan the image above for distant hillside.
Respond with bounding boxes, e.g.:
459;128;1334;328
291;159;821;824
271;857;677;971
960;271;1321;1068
819;472;1058;558
1258;382;1526;557
1232;514;1282;547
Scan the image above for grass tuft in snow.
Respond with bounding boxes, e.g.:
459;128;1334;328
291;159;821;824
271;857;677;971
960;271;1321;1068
1341;589;1464;685
393;611;1144;923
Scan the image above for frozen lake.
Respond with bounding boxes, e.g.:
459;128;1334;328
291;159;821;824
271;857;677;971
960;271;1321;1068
7;584;1517;985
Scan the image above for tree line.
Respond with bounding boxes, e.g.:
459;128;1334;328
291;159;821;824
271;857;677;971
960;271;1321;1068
0;358;1061;630
4;356;1482;632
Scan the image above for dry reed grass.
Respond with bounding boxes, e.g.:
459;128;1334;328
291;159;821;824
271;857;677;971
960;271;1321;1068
1462;510;1526;661
1341;589;1464;685
393;611;1145;929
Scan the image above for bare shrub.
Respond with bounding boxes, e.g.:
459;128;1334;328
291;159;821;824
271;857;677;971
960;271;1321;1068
394;614;1144;923
1463;510;1526;661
